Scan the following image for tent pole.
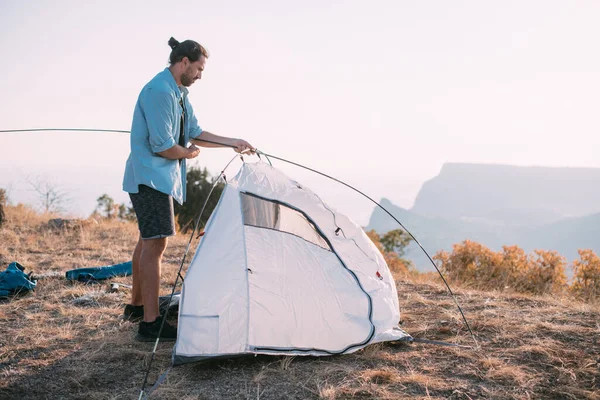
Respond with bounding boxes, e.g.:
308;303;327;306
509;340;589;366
2;128;478;348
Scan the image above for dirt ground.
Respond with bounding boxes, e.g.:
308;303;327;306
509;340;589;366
1;206;599;399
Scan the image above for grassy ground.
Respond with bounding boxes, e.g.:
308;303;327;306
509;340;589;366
0;205;599;399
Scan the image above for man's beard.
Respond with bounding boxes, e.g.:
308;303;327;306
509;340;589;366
181;71;195;87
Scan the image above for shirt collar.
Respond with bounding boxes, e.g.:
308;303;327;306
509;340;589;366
161;67;188;99
179;85;189;97
161;68;180;92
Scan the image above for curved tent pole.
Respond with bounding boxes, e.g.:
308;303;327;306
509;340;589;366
2;129;478;364
2;128;476;343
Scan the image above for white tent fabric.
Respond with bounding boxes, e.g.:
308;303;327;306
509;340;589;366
173;161;410;364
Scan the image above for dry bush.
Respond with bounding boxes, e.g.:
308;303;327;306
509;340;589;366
571;249;600;301
434;241;569;298
523;250;567;295
433;240;501;288
385;252;411;277
3;203;50;229
497;245;530;291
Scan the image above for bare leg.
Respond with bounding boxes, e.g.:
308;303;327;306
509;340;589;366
130;236;143;306
140;237;168;322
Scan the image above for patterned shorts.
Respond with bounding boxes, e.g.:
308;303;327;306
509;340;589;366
129;185;176;239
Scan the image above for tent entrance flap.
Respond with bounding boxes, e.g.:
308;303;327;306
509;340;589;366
245;225;374;353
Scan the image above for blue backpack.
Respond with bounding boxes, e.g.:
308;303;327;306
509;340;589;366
0;262;37;298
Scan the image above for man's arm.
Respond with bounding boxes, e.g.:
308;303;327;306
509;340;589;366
191;131;254;154
157;144;201;160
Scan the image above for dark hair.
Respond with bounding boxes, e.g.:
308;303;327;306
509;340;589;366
168;37;209;65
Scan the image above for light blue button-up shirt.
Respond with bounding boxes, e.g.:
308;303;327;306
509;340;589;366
123;68;203;204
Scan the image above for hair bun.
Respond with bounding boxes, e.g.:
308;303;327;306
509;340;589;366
168;37;180;50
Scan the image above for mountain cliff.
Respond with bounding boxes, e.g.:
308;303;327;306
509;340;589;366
367;164;600;271
411;163;600;226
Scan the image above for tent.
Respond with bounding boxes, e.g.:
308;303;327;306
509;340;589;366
173;161;411;365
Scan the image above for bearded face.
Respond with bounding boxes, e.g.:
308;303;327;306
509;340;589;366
180;57;206;87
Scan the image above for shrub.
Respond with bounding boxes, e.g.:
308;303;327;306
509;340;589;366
434;241;568;297
434;240;501;288
571;249;600;301
523;250;567;295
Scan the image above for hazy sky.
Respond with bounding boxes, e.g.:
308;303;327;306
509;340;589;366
1;0;599;224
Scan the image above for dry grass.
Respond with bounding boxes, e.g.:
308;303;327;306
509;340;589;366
1;204;599;399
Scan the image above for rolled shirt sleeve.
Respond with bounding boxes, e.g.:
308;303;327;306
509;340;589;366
142;88;177;153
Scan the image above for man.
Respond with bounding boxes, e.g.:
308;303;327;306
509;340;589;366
122;37;253;341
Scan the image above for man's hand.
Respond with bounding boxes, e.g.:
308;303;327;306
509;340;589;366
185;144;201;159
189;132;255;154
157;144;200;160
233;139;255;154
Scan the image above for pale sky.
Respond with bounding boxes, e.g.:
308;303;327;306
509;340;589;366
1;0;599;224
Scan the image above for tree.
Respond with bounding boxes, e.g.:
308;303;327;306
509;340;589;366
96;194;118;219
174;166;224;232
94;194;135;221
118;202;136;221
27;176;70;213
380;229;412;257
